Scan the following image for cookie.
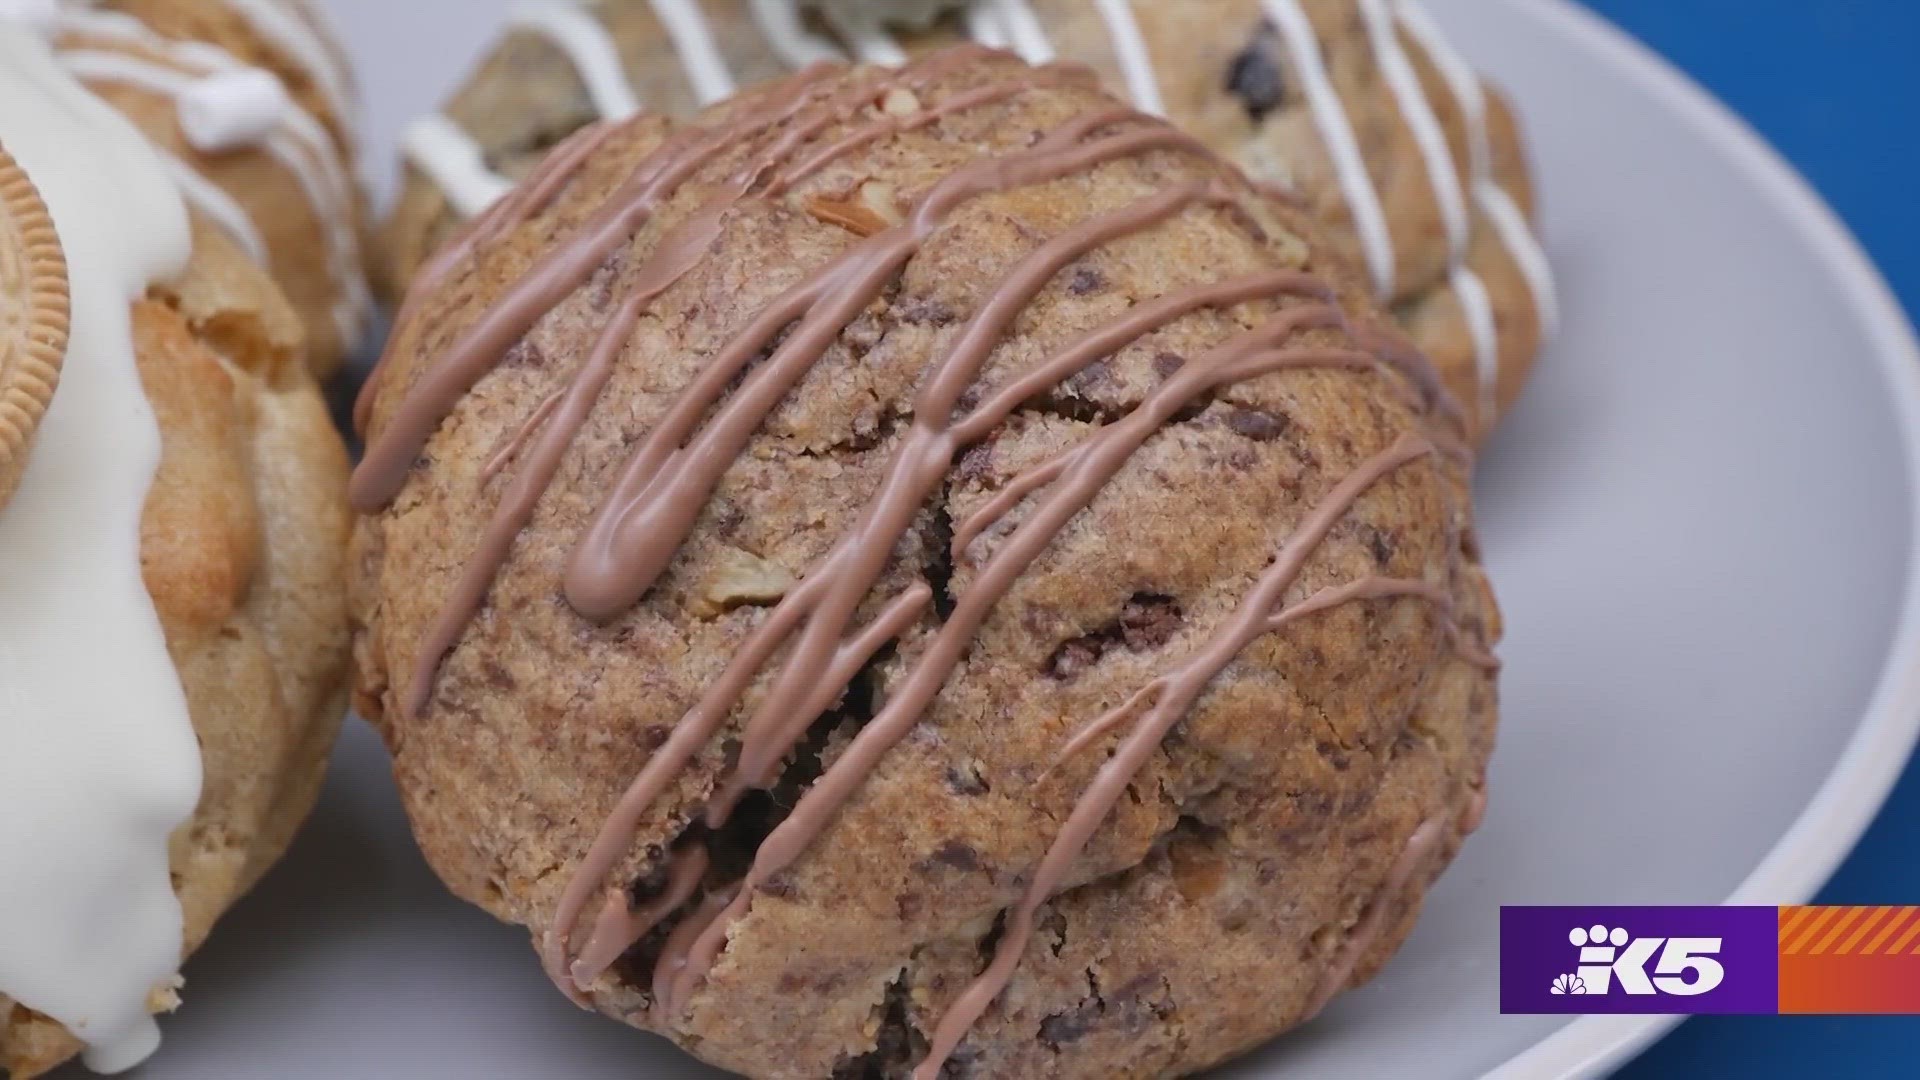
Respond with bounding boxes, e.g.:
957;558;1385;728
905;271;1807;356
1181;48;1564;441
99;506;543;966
383;0;1553;440
0;25;349;1079
0;144;67;512
353;50;1498;1079
40;0;371;377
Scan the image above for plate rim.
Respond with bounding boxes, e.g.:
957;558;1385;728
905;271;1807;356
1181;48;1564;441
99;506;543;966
1479;1;1920;1077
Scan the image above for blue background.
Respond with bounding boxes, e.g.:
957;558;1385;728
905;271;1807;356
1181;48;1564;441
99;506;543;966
1580;2;1920;1074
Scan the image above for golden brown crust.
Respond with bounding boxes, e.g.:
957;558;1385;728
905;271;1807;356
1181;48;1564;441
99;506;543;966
64;0;370;377
356;56;1496;1079
381;0;1548;440
0;147;67;512
0;219;351;1080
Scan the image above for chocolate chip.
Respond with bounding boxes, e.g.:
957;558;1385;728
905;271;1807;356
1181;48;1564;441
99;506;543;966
1117;596;1183;651
1152;351;1186;379
928;840;981;872
954;443;995;486
1366;526;1396;567
1067;265;1106;296
1046;595;1184;679
1065;358;1113;394
939;1047;981;1079
1039;999;1103;1048
896;297;958;325
944;763;990;796
501;339;544;368
1226;28;1288;121
1046;639;1102;681
1225;406;1288;442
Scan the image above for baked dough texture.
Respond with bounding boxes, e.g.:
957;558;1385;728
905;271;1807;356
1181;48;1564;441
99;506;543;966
0;218;351;1080
354;53;1497;1079
383;0;1549;439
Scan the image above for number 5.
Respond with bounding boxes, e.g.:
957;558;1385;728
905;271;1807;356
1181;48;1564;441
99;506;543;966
1652;937;1725;995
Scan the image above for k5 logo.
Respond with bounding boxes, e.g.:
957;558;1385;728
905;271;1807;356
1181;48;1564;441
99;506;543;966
1501;906;1777;1015
1561;924;1724;996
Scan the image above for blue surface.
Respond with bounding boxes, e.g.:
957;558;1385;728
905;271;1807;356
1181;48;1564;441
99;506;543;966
1576;1;1920;1075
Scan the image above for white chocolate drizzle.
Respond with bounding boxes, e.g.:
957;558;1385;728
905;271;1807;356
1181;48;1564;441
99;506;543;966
1393;0;1559;342
53;35;369;343
989;0;1053;65
1259;0;1396;299
1091;0;1163;115
750;0;843;69
0;23;200;1073
38;4;368;346
962;1;1006;49
403;113;517;218
406;0;1556;407
508;1;642;119
820;5;906;65
648;0;737;104
216;0;357;132
1357;0;1497;415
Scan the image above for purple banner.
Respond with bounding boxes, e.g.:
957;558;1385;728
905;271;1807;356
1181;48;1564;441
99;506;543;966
1500;906;1779;1014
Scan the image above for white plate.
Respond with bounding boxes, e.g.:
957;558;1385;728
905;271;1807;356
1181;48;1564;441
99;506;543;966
74;0;1920;1077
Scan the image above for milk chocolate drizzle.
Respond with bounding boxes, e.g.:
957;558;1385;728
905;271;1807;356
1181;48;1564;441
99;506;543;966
354;48;1489;1076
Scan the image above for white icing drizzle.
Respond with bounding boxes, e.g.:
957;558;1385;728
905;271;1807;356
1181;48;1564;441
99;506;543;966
989;0;1052;65
821;5;906;66
0;24;200;1073
648;0;737;104
1360;0;1465;258
1356;0;1498;411
749;0;843;69
962;1;1007;49
1393;0;1558;342
1091;0;1163;116
217;0;357;133
176;66;291;152
159;149;271;264
1477;178;1559;338
1449;263;1499;419
56;44;369;342
1391;0;1489;183
506;1;641;119
403;113;516;218
1259;0;1396;299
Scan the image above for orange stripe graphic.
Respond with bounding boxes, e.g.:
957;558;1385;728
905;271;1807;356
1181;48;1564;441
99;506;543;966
1861;907;1915;955
1873;907;1920;949
1834;906;1895;955
1808;907;1869;954
1778;905;1819;943
1784;906;1843;954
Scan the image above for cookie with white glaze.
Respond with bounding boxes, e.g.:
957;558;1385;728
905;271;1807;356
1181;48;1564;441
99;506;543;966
353;51;1496;1079
38;0;372;377
383;0;1552;440
0;25;350;1079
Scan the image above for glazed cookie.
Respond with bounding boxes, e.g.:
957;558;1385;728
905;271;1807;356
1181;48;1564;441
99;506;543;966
20;0;371;377
0;24;350;1079
385;0;1553;440
354;50;1497;1079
